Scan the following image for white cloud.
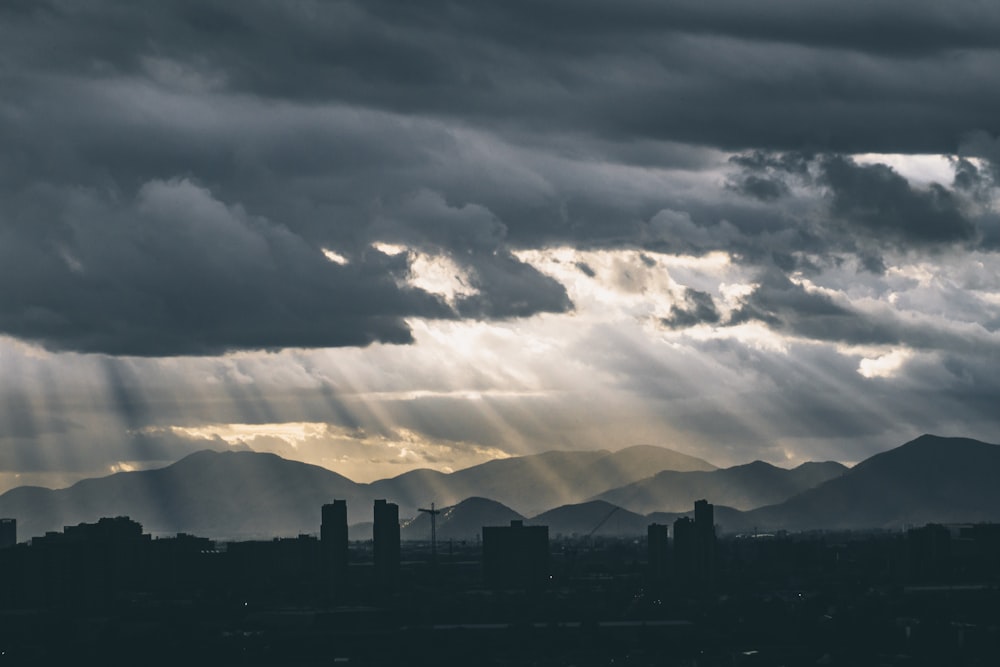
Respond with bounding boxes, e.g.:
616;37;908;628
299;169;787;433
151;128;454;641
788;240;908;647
858;349;913;379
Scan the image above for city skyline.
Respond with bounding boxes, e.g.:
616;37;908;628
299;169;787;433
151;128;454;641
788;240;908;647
2;1;999;493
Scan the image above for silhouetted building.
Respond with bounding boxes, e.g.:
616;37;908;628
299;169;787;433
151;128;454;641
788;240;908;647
907;523;952;582
29;516;150;608
647;523;670;583
694;498;716;582
673;499;716;589
672;516;695;582
373;499;400;587
227;534;321;603
483;519;549;589
0;518;14;549
322;500;349;589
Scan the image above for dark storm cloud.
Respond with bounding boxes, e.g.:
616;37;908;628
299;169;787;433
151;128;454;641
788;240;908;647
727;174;789;202
45;0;993;153
721;153;994;274
728;271;852;331
820;156;976;245
661;288;721;329
5;1;999;153
1;0;998;354
0;179;454;355
455;252;573;319
728;270;1000;356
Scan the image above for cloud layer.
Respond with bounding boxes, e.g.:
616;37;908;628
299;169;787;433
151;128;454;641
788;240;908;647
0;1;999;485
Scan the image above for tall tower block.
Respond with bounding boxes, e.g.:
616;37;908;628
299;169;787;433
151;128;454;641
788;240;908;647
373;499;400;587
321;500;349;588
0;518;14;549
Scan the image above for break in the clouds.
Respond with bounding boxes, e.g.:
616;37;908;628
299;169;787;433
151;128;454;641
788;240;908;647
1;0;999;487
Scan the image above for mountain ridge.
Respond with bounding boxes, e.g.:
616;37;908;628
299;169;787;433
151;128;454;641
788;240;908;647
4;434;997;540
733;434;1000;531
593;459;847;514
0;443;716;539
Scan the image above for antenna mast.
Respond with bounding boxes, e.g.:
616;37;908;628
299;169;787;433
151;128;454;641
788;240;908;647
418;502;442;565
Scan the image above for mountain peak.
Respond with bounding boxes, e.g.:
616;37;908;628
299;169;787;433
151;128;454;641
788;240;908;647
903;433;987;448
400;496;522;540
868;434;997;462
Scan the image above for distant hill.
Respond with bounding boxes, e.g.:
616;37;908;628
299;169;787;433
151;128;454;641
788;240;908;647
401;497;523;541
5;435;994;541
532;435;1000;536
0;450;366;540
594;460;847;514
529;500;649;537
741;435;1000;531
0;445;714;541
370;444;716;517
348;521;374;541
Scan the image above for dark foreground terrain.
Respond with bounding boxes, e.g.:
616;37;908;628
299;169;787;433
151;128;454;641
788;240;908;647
2;519;999;666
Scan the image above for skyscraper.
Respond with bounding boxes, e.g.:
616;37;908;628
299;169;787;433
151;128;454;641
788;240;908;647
373;499;400;587
672;516;695;583
673;499;716;590
0;518;15;549
694;498;716;584
321;500;349;590
647;523;670;583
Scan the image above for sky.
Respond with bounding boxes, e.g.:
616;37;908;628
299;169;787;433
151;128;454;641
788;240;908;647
1;0;999;492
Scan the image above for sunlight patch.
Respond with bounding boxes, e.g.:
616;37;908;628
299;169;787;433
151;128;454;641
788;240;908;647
371;242;477;307
853;153;958;185
165;422;328;449
321;248;349;265
515;247;743;321
407;252;476;306
147;422;511;482
372;242;407;256
858;349;912;379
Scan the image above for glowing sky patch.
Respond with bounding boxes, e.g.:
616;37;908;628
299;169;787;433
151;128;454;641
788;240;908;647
853;153;959;185
858;350;913;379
321;248;349;265
142;421;512;483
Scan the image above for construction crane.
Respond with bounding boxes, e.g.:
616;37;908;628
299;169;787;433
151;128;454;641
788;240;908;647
418;502;441;564
588;505;620;541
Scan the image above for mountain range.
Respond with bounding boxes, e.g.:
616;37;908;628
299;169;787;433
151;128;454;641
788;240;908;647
737;434;1000;531
593;460;847;513
1;434;997;540
369;444;716;517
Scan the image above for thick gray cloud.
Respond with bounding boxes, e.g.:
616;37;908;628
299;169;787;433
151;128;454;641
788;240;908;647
821;156;976;245
719;153;996;278
0;179;461;355
725;268;1000;360
10;0;996;152
662;288;721;329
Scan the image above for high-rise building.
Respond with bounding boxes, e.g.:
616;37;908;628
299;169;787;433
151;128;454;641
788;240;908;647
647;523;670;583
672;516;695;582
906;523;952;583
694;499;713;530
373;499;400;587
673;499;716;590
0;518;14;549
321;500;349;589
482;519;549;589
694;499;716;583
